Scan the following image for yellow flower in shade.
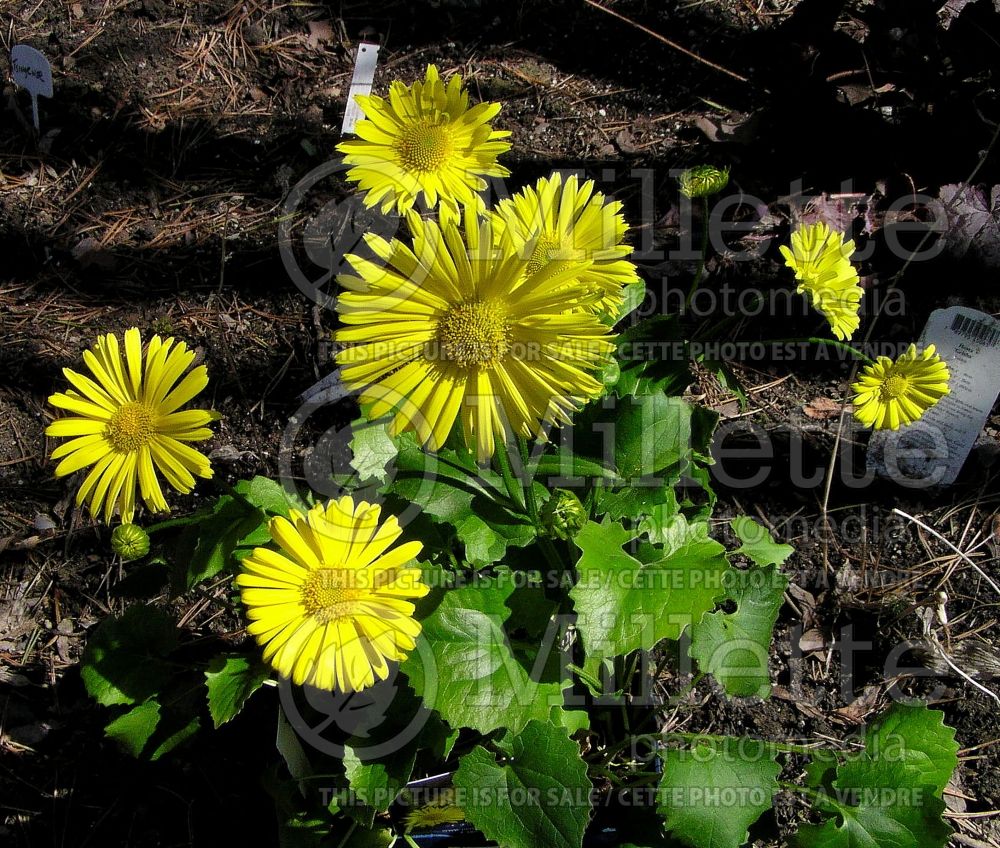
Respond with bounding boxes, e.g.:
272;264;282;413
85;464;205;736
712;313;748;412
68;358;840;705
334;208;616;461
406;798;465;831
779;221;863;340
490;172;639;315
852;344;950;430
336;64;512;220
236;497;427;692
46;329;217;524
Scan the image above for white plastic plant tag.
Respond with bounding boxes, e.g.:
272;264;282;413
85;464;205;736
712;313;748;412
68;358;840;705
867;306;1000;486
341;41;380;135
11;44;53;131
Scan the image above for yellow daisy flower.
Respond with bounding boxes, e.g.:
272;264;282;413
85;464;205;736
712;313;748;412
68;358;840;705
852;344;950;430
46;328;217;524
334;208;616;461
779;221;863;340
336;64;512;220
490;172;639;315
236;497;427;692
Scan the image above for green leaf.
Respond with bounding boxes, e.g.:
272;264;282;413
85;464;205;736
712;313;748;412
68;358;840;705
104;697;200;761
614;315;693;397
657;738;781;848
689;565;788;698
454;720;593;848
597;475;680;522
860;702;957;796
532;451;617;483
571;522;730;663
610;280;648;326
575;392;704;522
204;654;271;728
796;704;959;848
402;574;586;735
385;436;534;567
350;418;398;484
583;393;693;480
730;517;793;568
797;760;951;848
342;689;449;824
343;745;415;826
170;494;266;592
234;476;305;518
81;605;178;706
639;497;709;554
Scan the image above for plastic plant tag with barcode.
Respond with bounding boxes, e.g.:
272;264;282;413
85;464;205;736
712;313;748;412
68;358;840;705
867;306;1000;486
341;41;380;135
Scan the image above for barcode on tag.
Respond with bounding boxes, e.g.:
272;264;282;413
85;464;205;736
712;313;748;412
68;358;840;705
341;41;380;135
950;313;1000;347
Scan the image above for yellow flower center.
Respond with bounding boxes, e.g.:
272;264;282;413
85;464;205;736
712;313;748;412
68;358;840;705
301;568;363;623
879;374;909;401
526;232;563;276
398;121;454;173
436;300;512;367
106;401;155;453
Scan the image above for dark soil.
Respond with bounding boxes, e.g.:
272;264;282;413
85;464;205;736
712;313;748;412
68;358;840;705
3;0;1000;846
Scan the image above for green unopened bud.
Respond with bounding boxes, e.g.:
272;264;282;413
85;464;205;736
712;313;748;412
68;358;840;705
111;523;150;562
596;358;620;389
678;165;730;199
540;489;587;541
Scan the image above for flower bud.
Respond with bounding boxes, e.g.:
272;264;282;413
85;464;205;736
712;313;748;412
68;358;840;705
111;523;150;562
540;489;587;541
596;358;621;389
678;165;730;199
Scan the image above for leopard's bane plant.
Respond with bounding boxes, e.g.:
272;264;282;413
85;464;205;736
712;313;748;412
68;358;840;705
236;496;427;692
46;328;218;523
780;221;863;340
852;343;950;430
490;172;639;315
334;207;616;461
336;64;512;221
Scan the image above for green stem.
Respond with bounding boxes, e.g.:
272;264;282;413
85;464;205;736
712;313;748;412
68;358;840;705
779;780;830;805
763;336;875;365
493;438;525;511
685;196;711;309
517;436;540;523
517;436;566;572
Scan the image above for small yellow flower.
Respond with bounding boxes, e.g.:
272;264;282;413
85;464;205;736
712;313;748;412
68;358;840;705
678;164;730;198
780;221;863;340
46;329;217;524
334;208;615;461
236;497;427;692
852;344;950;430
336;64;511;220
490;172;639;315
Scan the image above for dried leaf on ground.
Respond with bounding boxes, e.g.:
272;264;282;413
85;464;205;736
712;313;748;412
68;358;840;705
803;397;844;420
